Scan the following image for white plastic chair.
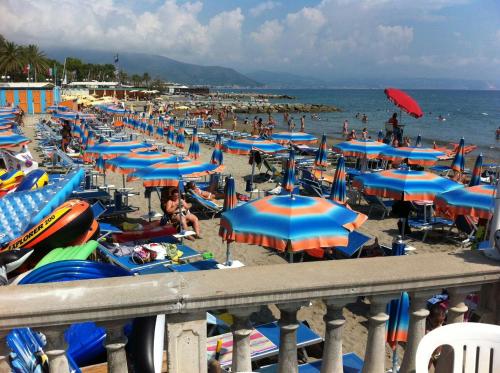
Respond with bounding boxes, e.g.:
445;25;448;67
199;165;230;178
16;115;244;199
416;322;500;373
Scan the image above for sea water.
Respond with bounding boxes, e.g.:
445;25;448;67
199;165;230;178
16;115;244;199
227;89;500;161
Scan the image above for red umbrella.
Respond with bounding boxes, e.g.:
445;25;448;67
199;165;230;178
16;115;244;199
384;88;423;118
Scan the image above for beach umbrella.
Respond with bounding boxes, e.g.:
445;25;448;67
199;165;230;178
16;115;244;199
146;121;154;137
166;123;175;144
0;131;30;148
139;120;147;133
415;134;422;148
333;139;389;159
155;124;164;139
380;147;445;166
85;140;155;160
94;156;106;173
224;136;286;155
175;121;185;149
128;158;223;187
219;194;367;253
282;149;296;193
271;131;317;145
329;156;347;204
384;88;423;118
314;134;328;168
377;130;384;143
386;292;410;372
210;133;224;165
469;153;483;187
353;169;463;201
0;124;13;131
188;127;200;160
435;184;495;220
450;137;465;173
106;151;176;174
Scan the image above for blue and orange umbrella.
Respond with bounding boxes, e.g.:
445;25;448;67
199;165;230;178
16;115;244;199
146;121;154;137
451;137;465;173
175;122;185;149
333;139;389;159
224;136;286;155
380;147;444;166
105;151;176;174
314;134;328;168
155;124;164;139
282;149;296;193
128;158;223;187
84;131;95;149
469;153;483;187
219;194;367;252
85;141;155;160
271;131;317;145
386;292;410;371
330;156;347;204
166;123;175;144
210;133;224;165
435;184;495;220
94;156;106;174
0;131;30;148
188;127;200;160
353;169;463;201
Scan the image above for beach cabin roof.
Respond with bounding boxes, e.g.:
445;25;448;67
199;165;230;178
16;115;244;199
0;82;54;89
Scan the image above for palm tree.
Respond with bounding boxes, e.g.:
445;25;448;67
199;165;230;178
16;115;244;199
142;72;151;87
22;44;49;81
131;74;141;87
0;41;24;75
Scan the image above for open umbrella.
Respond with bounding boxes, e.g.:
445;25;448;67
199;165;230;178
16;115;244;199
85;141;154;160
353;169;463;201
219;194;367;253
380;147;445;166
314;134;328;168
188;127;200;160
224;136;286;155
469;153;483;187
106;151;176;174
329;156;347;204
282;149;296;193
210;133;224;165
384;88;423;118
271;132;317;145
435;184;495;220
450;138;465;173
0;131;30;148
333;139;389;159
175;121;185;149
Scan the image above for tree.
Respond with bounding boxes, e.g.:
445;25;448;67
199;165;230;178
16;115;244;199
131;74;142;87
0;41;24;75
142;72;151;87
21;44;49;81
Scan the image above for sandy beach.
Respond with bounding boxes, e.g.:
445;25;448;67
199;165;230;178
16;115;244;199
23;113;467;363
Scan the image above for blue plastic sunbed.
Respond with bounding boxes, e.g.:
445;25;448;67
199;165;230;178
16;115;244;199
257;352;363;372
335;231;371;258
137;259;219;275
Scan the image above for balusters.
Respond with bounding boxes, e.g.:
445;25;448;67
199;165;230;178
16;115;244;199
100;320;129;373
277;303;304;373
231;307;259;373
0;332;10;373
40;325;70;373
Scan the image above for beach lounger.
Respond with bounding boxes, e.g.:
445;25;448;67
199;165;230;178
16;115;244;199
263;158;282;182
362;194;394;219
257;352;364;373
335;231;372;258
186;190;223;218
137;259;219;275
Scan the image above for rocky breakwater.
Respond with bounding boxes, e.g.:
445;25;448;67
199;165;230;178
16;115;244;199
232;102;341;114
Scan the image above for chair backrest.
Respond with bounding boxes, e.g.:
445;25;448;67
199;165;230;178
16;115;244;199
416;323;500;373
188;191;220;211
263;158;278;173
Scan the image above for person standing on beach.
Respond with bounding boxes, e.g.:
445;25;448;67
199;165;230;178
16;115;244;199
387;112;402;146
252;116;258;136
288;117;295;131
232;114;237;131
361;127;368;140
343;120;349;136
283;112;289;127
300;115;305;132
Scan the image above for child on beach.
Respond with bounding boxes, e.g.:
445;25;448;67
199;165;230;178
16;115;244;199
232;115;237;131
361;127;368;140
300;115;305;132
347;129;357;140
343;120;349;136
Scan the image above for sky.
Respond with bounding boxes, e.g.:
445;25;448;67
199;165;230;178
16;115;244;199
1;0;499;82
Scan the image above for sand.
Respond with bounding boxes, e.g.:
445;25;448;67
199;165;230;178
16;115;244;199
23;113;468;364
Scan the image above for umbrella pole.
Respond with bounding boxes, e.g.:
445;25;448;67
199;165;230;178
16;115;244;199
225;241;232;266
250;152;256;193
392;348;398;372
122;174;126;189
148;192;152;222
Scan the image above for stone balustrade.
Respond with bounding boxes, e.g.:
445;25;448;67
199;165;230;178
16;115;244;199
1;251;500;373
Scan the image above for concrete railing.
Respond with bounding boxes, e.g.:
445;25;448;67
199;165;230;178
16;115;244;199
1;251;500;373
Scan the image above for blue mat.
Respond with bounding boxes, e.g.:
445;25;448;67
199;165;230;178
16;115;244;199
137;259;219;275
258;352;363;372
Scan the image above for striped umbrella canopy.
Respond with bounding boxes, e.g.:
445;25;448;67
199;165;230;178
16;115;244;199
210;133;224;165
353;169;463;201
188;127;200;160
282;149;296;192
94;156;106;173
386;292;410;355
155;124;164;139
175;122;185;149
223;176;238;212
224;136;286;155
271;131;317;145
0;131;30;148
85;141;154;160
84;130;95;149
146;122;155;137
0;124;13;131
435;184;495;220
380;147;445;166
469;153;483;187
377;130;384;142
330;156;347;204
415;134;422;148
166;123;175;144
219;194;367;252
333;139;389;159
105;151;176;174
0;113;16;120
451;137;465;173
139;120;147;133
128;158;223;187
314;134;328;168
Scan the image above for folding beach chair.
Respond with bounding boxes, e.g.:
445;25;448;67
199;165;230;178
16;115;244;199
362;194;394;219
263;158;282;182
186;190;223;218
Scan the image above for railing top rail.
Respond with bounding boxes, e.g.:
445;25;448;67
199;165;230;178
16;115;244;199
1;251;499;330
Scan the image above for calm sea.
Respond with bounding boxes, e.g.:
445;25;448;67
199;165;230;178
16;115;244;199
224;89;500;161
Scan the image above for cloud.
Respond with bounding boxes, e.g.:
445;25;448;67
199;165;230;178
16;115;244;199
376;25;414;48
249;1;280;17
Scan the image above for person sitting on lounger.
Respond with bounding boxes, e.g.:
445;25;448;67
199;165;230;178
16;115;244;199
186;181;223;200
163;189;201;239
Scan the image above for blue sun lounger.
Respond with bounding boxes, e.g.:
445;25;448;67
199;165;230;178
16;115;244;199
257;352;363;372
335;231;372;258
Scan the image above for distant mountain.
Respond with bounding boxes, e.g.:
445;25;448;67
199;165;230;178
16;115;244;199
245;70;329;88
45;47;261;87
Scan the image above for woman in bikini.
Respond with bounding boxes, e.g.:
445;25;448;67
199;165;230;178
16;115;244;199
164;189;201;239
